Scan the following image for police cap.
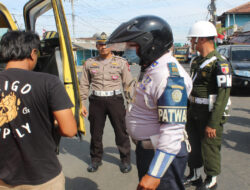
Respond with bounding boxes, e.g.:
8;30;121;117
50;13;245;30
96;32;108;45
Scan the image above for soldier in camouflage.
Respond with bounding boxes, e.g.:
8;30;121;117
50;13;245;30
183;21;232;190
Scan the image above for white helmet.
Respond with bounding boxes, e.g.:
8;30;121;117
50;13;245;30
187;21;217;37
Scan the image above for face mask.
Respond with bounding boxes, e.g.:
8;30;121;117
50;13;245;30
122;49;140;65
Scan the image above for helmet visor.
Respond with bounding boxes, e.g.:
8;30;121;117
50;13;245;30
107;42;138;52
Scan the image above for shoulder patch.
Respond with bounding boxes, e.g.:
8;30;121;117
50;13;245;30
139;75;152;90
113;55;127;61
217;61;230;75
151;61;159;68
167;62;179;76
216;61;232;88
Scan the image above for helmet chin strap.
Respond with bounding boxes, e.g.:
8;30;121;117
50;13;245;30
194;37;199;51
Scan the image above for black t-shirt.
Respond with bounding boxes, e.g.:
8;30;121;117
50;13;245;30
0;68;73;185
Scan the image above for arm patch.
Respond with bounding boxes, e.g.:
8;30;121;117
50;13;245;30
216;62;232;88
148;149;175;178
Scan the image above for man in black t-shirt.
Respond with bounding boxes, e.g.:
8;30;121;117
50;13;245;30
0;31;77;189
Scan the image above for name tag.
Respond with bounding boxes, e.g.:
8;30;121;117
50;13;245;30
158;106;187;124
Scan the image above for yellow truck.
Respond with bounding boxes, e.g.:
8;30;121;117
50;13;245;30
174;47;190;64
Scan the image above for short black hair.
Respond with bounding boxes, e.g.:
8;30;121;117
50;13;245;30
0;30;40;62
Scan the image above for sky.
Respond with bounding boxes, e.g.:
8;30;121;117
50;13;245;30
0;0;248;43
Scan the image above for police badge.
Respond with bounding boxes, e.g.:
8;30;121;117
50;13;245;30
172;89;182;103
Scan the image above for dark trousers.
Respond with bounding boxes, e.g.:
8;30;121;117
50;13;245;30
186;104;224;176
136;141;188;190
88;94;131;163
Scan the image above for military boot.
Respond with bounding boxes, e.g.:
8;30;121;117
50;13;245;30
183;167;202;187
196;176;217;190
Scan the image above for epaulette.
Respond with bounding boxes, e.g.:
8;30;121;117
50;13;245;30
167;62;180;76
217;54;228;62
112;55;127;62
87;57;98;61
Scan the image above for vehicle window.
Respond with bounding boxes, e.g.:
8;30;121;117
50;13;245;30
218;48;226;56
231;47;250;62
33;9;63;81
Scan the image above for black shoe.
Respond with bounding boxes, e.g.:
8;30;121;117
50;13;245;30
184;176;203;187
119;162;132;173
87;162;102;172
196;176;217;190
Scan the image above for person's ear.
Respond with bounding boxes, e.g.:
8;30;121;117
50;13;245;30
29;49;39;70
30;49;38;61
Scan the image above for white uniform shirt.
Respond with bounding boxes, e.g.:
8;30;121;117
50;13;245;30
126;52;192;155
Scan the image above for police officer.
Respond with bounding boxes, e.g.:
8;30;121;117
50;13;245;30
183;21;232;190
107;16;193;190
79;32;132;173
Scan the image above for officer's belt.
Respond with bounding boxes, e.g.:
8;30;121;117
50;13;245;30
92;90;121;97
189;95;209;105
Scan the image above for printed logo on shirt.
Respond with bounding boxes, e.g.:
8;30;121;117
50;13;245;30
111;62;118;65
0;81;32;139
92;63;98;66
0;92;21;127
139;75;152;90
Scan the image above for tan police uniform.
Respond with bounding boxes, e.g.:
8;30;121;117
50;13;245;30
80;55;132;104
80;54;133;166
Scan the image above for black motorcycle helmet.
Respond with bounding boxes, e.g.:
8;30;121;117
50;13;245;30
107;15;173;69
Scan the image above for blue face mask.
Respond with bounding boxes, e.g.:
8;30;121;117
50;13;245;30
122;49;140;65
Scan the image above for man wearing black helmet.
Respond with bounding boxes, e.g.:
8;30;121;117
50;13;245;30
107;15;193;190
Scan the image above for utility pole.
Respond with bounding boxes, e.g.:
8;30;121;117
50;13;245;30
71;0;75;38
65;0;76;38
208;0;217;26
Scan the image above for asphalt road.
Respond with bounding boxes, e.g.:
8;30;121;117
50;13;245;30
59;64;250;190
